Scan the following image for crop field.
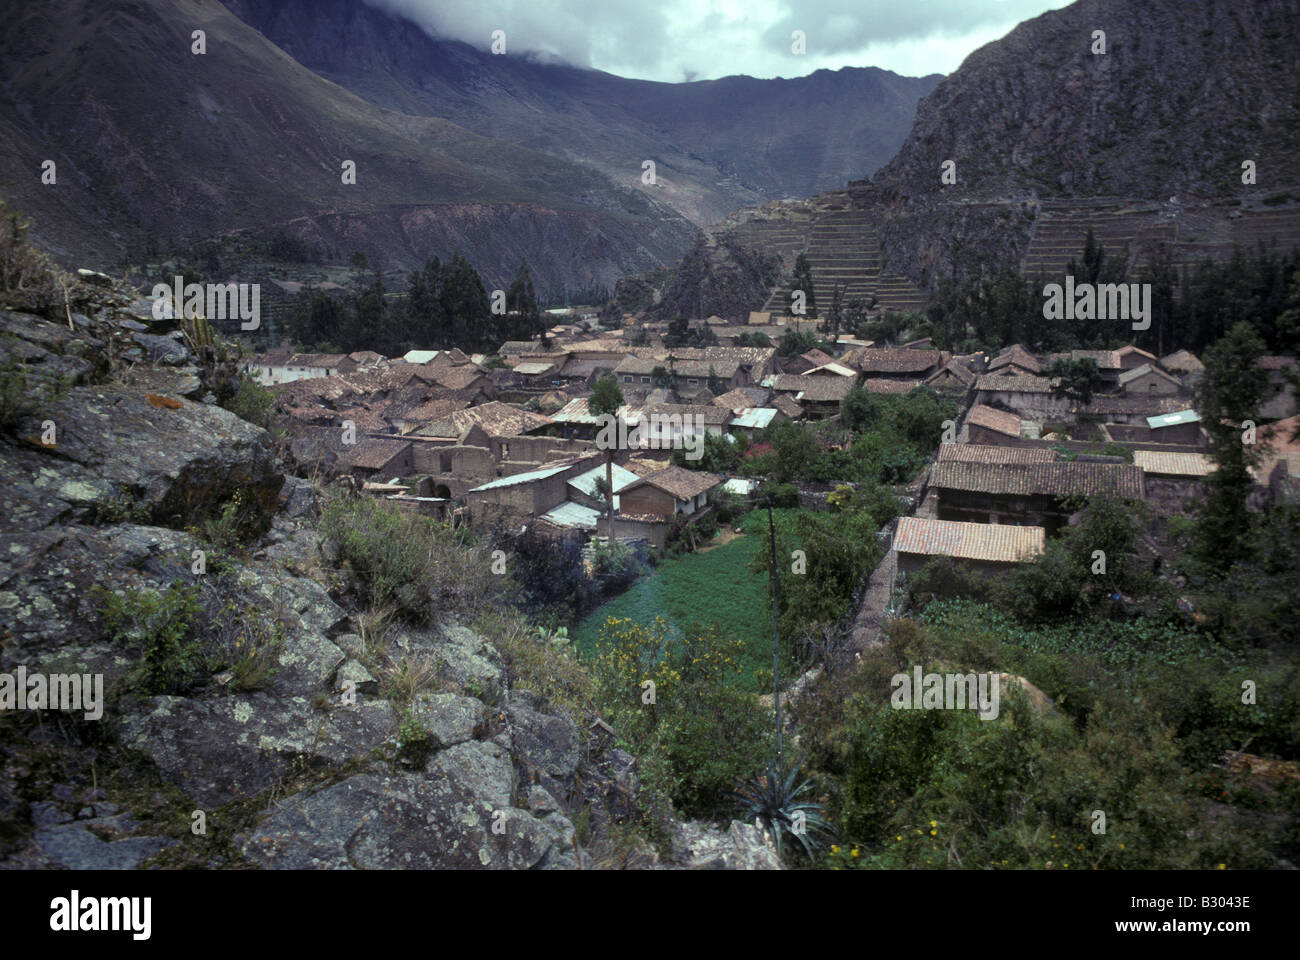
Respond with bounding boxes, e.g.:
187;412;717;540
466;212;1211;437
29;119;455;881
574;508;810;690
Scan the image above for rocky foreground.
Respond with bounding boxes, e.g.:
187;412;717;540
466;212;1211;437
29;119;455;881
0;282;778;870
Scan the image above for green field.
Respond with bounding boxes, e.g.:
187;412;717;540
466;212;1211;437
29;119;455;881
574;509;808;690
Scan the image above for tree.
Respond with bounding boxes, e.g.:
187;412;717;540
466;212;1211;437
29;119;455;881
1044;357;1104;406
506;260;542;343
823;284;843;339
1194;321;1273;569
589;374;625;543
786;253;817;322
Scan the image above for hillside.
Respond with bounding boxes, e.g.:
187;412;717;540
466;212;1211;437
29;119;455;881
0;0;695;298
627;0;1300;317
223;0;941;227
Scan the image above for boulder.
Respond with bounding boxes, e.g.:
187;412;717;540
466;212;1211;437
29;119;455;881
241;742;575;869
117;695;398;807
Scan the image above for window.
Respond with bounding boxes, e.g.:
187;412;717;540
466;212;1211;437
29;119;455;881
623;375;632;383
641;376;650;384
688;378;698;386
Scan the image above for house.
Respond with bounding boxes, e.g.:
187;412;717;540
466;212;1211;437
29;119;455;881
468;454;604;527
1145;408;1203;445
1118;363;1183;396
771;374;854;418
988;345;1043;377
1161;349;1205;383
728;407;784;437
615;465;720;518
712;387;770;412
894;516;1045;577
420;402;554;442
862;379;922;395
498;340;545;356
345;438;414;480
640;404;732;448
1133;450;1215;513
613;356;746;397
850;348;946;380
925;358;977;395
974;374;1068;419
964;404;1026;445
771;394;805;420
929;459;1144;533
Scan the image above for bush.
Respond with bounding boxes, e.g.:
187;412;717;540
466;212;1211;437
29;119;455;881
222;372;276;430
0;201;70;317
592;617;773;817
757;482;800;508
99;584;204;695
321;495;503;623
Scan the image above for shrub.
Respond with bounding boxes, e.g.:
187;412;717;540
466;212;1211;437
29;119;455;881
321;495;503;623
0;200;70;317
222;372;276;430
99;584;204;695
592;617;773;817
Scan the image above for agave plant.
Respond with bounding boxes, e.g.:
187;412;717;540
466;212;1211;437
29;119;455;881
733;759;833;861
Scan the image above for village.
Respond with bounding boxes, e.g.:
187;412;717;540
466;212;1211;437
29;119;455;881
243;306;1298;584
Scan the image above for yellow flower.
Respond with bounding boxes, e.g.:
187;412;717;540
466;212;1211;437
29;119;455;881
1217;863;1226;870
929;829;936;836
896;835;902;842
851;848;859;858
929;820;937;828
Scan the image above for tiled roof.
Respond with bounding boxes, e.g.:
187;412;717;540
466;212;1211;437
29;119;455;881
965;404;1022;438
862;379;921;394
851;348;945;374
498;340;544;355
772;374;854;402
1133;451;1215;477
989;345;1043;375
894;516;1045;564
1075;395;1187;416
431;365;488;390
346;438;412;470
619;465;720;500
772;395;804;418
422;401;553;438
644;403;732;425
931;460;1144;498
975;374;1055;394
1118;363;1180;386
926;359;977;386
1160;349;1204;373
938;443;1057;465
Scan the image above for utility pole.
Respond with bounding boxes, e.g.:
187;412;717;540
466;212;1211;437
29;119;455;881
766;498;783;768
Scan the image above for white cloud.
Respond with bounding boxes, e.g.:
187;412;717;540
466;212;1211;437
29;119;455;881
367;0;1074;80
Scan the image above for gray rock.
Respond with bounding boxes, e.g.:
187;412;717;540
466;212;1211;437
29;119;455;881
117;694;398;807
30;801;72;828
411;693;484;748
334;633;366;658
335;659;378;697
506;699;579;780
242;753;573;870
671;820;782;870
117;318;149;332
35;823;174;869
527;786;559;815
279;476;318;519
131;332;190;365
75;268;113;287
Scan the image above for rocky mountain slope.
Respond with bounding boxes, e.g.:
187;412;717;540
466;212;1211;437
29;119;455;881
0;0;694;299
0;276;777;869
621;0;1300;316
0;0;937;301
223;0;940;228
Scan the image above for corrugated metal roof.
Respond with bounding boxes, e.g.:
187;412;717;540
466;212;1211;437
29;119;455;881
541;501;602;528
1146;409;1200;428
729;407;778;429
567;463;639;499
470;463;570;492
514;362;555;375
895;516;1045;563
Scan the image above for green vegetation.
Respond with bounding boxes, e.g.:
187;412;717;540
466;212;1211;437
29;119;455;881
591;616;773;818
99;584;204;695
321;495;504;623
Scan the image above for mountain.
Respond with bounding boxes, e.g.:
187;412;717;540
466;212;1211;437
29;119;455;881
222;0;941;228
0;0;938;302
871;0;1300;203
0;0;705;299
630;0;1300;319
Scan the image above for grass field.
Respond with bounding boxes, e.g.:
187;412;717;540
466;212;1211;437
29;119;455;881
574;508;809;690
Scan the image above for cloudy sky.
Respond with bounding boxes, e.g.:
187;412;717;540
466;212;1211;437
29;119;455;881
371;0;1074;81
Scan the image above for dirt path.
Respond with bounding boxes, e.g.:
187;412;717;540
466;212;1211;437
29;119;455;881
697;527;744;553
